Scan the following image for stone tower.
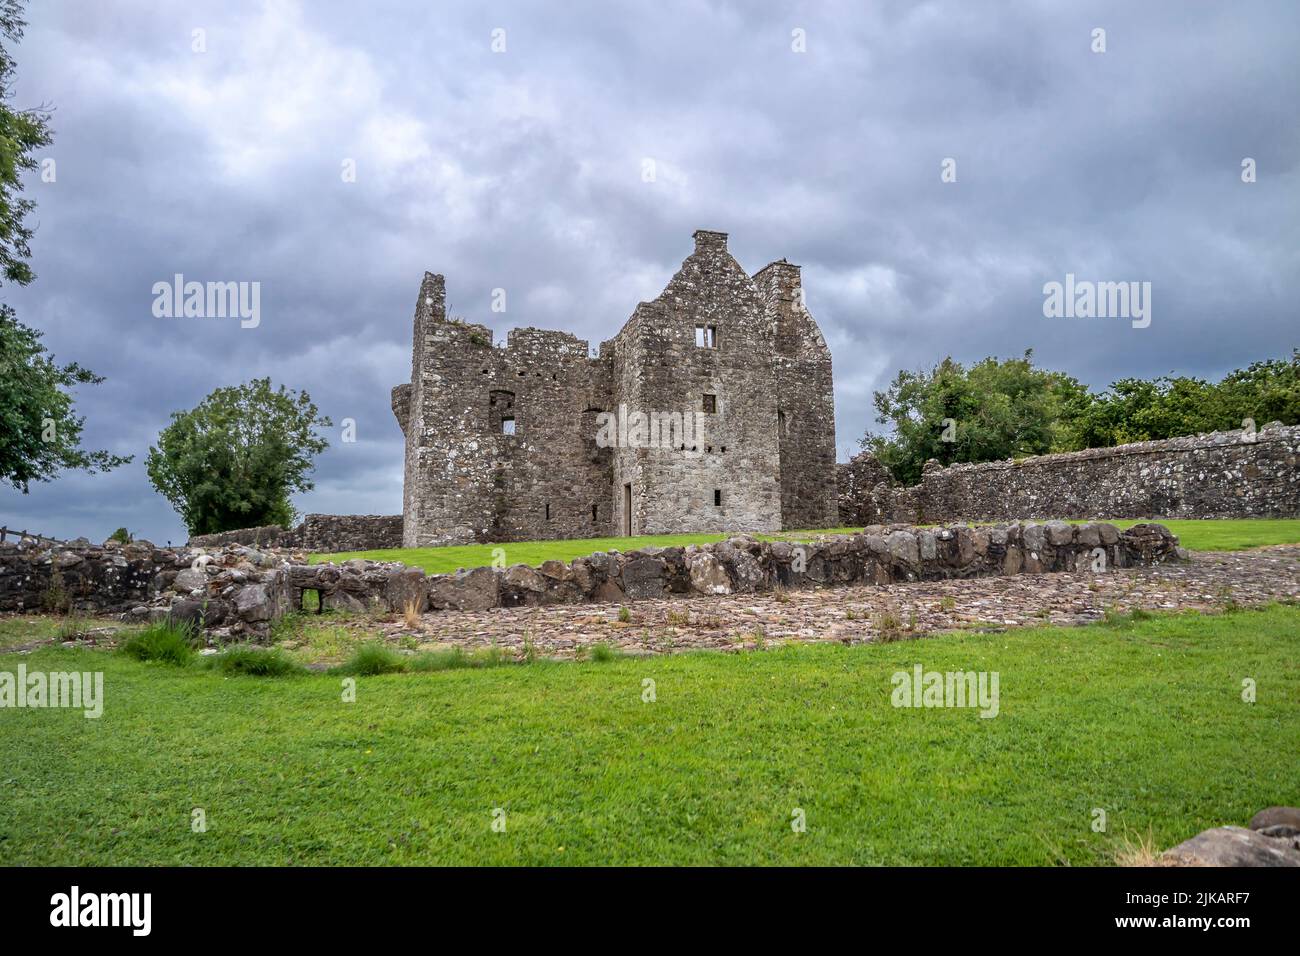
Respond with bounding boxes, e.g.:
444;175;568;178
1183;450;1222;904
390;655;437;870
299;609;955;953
392;229;838;546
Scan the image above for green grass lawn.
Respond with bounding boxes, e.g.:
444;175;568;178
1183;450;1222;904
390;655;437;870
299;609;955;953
316;519;1300;574
2;604;1296;865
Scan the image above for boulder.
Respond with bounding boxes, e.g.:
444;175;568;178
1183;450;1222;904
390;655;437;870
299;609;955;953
621;555;667;600
384;566;428;613
427;566;499;611
235;584;274;622
173;567;208;593
1249;806;1300;837
1045;520;1073;546
688;552;732;595
500;564;547;607
1161;826;1300;867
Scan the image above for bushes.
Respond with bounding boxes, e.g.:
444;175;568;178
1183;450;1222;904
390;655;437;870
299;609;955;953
119;622;196;666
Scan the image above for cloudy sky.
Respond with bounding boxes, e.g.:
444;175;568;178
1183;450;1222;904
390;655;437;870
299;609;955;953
4;0;1297;544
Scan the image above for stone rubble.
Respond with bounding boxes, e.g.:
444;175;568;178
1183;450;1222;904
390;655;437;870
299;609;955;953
0;521;1191;641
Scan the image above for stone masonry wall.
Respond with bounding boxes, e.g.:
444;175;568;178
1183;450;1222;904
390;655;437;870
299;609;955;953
392;229;840;546
188;514;402;554
2;522;1184;639
842;423;1299;524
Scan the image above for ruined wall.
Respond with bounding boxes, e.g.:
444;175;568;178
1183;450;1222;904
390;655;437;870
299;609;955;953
613;230;782;536
393;229;840;544
392;273;611;546
755;259;839;530
188;515;402;553
2;522;1185;637
844;423;1300;523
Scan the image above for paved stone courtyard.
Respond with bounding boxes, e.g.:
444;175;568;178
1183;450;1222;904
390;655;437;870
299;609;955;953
369;545;1300;659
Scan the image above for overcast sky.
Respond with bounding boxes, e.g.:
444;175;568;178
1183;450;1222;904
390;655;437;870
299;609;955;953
4;0;1297;544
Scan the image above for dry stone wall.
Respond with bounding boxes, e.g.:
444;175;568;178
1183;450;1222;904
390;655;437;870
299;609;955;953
842;423;1299;524
187;514;402;554
1;522;1184;638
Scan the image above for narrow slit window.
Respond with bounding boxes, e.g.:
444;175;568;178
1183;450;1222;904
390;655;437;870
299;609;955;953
713;489;722;507
695;325;717;348
702;393;717;413
545;503;551;520
591;504;598;521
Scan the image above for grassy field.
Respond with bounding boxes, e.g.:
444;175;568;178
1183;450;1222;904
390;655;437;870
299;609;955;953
1;604;1296;865
317;519;1300;573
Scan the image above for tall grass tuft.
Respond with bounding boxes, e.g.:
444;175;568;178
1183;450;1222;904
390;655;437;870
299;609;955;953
119;622;196;666
334;642;408;676
208;645;306;677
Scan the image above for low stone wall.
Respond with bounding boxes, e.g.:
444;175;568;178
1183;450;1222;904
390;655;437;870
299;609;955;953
842;423;1299;524
1;521;1184;638
188;514;402;554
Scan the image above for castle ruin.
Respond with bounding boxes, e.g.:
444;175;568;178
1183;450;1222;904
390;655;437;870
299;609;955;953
391;229;838;547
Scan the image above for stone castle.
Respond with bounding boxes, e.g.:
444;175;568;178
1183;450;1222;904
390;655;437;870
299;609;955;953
391;229;838;547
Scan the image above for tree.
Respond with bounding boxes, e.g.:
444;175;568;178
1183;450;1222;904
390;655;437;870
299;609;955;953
0;1;129;490
146;379;332;535
863;351;1090;485
1063;351;1299;449
0;0;49;286
0;306;132;489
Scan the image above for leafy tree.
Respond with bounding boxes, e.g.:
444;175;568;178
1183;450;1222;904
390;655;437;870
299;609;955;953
1064;351;1299;448
0;1;128;490
0;307;132;489
863;351;1089;485
146;379;332;535
0;0;49;286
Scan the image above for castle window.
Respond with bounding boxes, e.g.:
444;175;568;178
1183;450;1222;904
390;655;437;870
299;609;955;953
702;393;717;413
778;409;786;435
713;489;722;507
695;325;717;348
545;503;551;520
591;503;598;521
489;389;517;434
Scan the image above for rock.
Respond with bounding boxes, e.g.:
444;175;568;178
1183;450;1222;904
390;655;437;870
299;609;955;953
1075;523;1101;547
887;531;919;566
688;552;732;595
234;584;274;622
166;598;208;628
428;566;499;611
918;531;937;561
621;555;667;600
1162;826;1300;867
384;566;428;613
1121;523;1181;564
1045;520;1074;546
500;564;547;606
173;568;208;593
1249;807;1300;835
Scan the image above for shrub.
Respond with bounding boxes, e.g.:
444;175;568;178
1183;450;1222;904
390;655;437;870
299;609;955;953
208;645;305;677
120;622;196;666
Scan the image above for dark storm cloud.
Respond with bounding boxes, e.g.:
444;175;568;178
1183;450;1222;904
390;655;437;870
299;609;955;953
4;0;1297;541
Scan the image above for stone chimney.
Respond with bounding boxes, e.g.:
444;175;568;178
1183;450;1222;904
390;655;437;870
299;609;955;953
692;229;729;253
